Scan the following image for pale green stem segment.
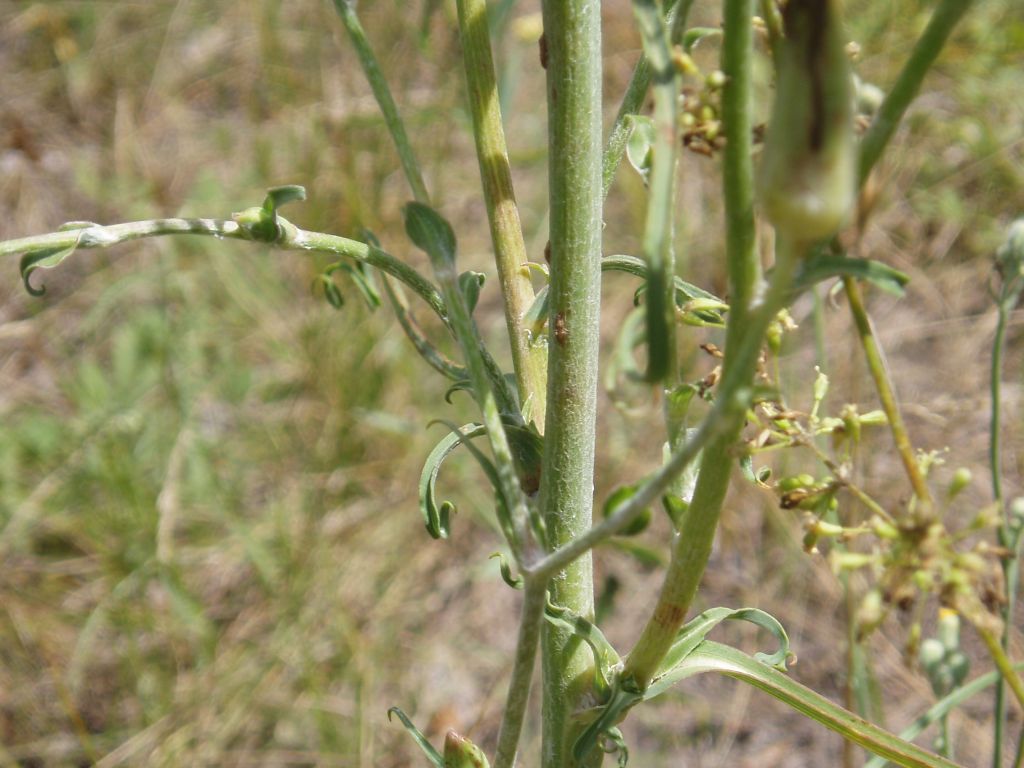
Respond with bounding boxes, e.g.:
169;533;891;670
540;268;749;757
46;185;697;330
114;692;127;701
2;217;446;320
842;276;934;521
455;0;547;429
991;279;1021;767
631;0;680;385
330;0;431;204
842;0;974;523
719;0;760;331
978;625;1024;714
602;0;696;200
537;1;604;765
623;238;800;689
683;642;961;768
856;0;974;187
493;579;547;768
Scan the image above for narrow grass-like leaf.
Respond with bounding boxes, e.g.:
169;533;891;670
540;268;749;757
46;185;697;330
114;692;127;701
387;707;445;767
652;641;959;768
458;271;485;315
646;606;792;699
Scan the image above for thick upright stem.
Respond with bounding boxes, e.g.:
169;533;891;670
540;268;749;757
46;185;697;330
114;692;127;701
537;1;603;765
455;0;548;427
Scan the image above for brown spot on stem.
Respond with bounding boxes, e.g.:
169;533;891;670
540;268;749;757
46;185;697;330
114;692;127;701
554;312;568;346
543;240;551;264
539;33;548;70
654;602;686;628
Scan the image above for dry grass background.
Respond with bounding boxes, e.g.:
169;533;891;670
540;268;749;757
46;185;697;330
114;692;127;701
0;0;1022;766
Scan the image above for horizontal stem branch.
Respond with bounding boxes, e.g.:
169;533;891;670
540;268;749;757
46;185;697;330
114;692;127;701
1;217;447;322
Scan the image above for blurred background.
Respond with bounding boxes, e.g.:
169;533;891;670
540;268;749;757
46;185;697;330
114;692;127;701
0;1;1021;765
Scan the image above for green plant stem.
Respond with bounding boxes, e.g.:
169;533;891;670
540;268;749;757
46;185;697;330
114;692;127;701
537;1;603;765
455;0;548;428
602;0;695;200
978;625;1024;713
866;662;1024;768
632;0;680;384
493;578;547;768
719;0;760;331
990;292;1020;767
330;0;431;204
857;0;974;187
382;278;467;381
842;276;933;521
992;293;1010;762
619;0;763;691
2;218;446;321
844;0;974;523
623;238;800;688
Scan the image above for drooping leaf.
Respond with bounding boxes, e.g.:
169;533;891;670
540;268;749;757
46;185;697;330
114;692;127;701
523;285;550;339
544;598;621;697
315;271;346;309
489;552;523;589
682;26;722;52
444;379;475;404
404;202;458;271
431;420;516;545
602;485;652;536
625;115;656;184
458;271;485;315
20;233;85;296
650;641;959;768
387;707;444;768
572;607;793;764
419;423;486;539
233;185;306;242
793;253;909;297
263;184;307;213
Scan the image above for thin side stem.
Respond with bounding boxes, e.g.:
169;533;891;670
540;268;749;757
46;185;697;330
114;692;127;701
857;0;974;187
632;0;680;384
719;0;760;330
842;276;933;521
602;0;696;200
991;293;1020;767
3;218;446;321
494;579;547;768
979;626;1024;713
537;1;604;765
330;0;431;204
455;0;548;427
